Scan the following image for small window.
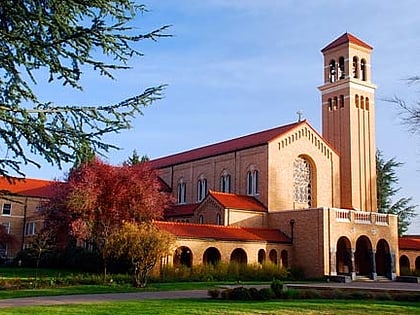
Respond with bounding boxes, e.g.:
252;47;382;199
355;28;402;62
333;96;338;110
216;213;222;225
355;94;359;108
340;95;344;108
247;169;259;196
328;98;332;111
199;215;204;224
24;222;36;236
197;177;208;202
177;180;187;204
2;203;11;216
220;172;231;193
1;222;10;234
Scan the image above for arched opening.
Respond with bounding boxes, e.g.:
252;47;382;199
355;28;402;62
355;94;359;108
328;98;333;111
338;57;345;79
198;215;204;224
230;248;247;265
375;239;391;278
360;59;367;81
216;213;222;225
203;247;221;265
352;56;359;78
336;237;351;275
258;249;266;264
269;249;278;264
340;95;344;108
355;236;373;276
173;246;193;268
416;257;420;274
399;255;410;276
281;250;288;268
329;59;336;83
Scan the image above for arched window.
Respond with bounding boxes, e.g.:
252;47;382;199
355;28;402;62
340;95;344;108
329;59;336;83
328;98;333;111
338;57;345;79
355;94;359;108
293;157;313;208
360;59;367;81
246;169;259;196
220;171;231;193
216;213;222;225
199;215;204;224
177;178;186;204
352;56;359;78
360;96;365;109
197;175;207;202
333;96;338;110
365;97;369;110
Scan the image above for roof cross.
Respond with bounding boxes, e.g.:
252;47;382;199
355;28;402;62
296;110;304;122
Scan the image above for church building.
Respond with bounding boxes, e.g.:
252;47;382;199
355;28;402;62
2;33;420;279
150;33;400;280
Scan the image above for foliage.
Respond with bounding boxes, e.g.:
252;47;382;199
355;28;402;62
0;224;17;258
108;221;174;288
123;150;149;166
158;262;288;282
43;158;174;280
0;1;170;178
376;150;417;235
387;76;420;136
271;279;284;298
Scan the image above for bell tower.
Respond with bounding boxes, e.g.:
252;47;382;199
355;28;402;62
318;33;377;212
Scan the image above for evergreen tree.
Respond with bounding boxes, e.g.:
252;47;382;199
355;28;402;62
376;150;417;235
0;1;169;178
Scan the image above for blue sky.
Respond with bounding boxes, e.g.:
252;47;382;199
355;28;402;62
23;1;420;232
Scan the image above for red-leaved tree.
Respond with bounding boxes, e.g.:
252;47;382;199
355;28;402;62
44;158;173;279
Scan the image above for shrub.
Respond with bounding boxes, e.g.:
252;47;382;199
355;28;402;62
299;289;322;299
207;289;220;299
271;279;284;298
221;288;232;300
229;287;251;300
259;287;274;300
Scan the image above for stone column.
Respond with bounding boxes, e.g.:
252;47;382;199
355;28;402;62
330;247;337;276
389;251;396;280
370;250;377;280
350;249;356;281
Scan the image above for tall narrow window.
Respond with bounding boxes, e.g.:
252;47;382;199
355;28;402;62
340;95;344;108
216;213;222;225
360;59;366;81
328;98;332;111
177;179;187;204
338;57;345;79
220;171;231;193
365;97;370;110
197;176;207;202
24;222;36;236
1;222;10;234
1;203;11;216
360;96;365;109
199;215;204;224
333;96;338;110
247;169;259;196
352;56;359;78
293;157;313;208
329;60;336;83
355;95;359;108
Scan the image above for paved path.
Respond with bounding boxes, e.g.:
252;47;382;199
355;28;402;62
0;281;419;308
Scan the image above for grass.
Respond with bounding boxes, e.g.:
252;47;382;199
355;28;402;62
0;281;268;299
1;299;420;314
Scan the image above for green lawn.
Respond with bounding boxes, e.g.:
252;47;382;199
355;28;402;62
1;299;419;315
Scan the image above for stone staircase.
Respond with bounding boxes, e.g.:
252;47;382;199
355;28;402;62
355;275;392;282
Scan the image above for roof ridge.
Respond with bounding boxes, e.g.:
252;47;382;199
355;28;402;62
154;220;284;232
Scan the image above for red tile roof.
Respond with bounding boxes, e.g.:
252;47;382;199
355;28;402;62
399;236;420;251
321;32;372;52
154;221;290;243
150;121;304;169
208;190;266;212
164;203;198;218
0;177;56;199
